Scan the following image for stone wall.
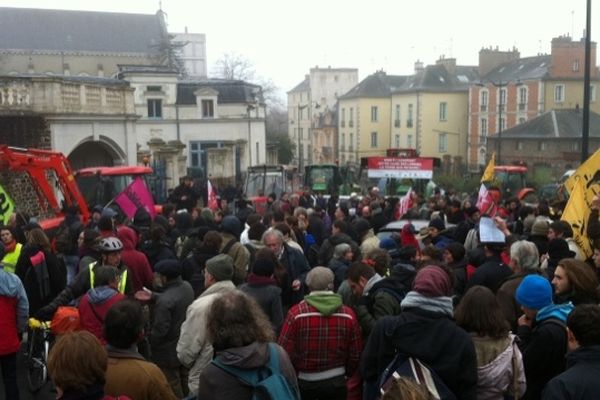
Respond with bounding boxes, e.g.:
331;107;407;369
0;169;54;220
0;116;51;149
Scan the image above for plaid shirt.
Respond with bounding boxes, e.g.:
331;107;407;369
278;296;363;376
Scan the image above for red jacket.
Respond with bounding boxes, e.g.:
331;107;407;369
0;269;29;355
78;287;125;345
117;226;154;292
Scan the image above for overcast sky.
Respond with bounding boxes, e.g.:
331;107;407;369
2;0;592;102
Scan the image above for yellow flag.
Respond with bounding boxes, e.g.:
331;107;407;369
0;184;14;225
561;177;593;259
481;152;495;183
564;147;600;205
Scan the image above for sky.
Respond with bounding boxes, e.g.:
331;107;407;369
1;0;592;103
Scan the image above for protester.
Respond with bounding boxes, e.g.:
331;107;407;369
177;254;237;394
515;274;574;399
328;243;354;291
318;219;360;265
181;229;221;297
0;258;28;400
55;205;84;284
444;242;468;299
220;215;250;285
169;176;199;212
547;220;583;261
353;218;380;256
197;290;299;399
361;265;477;400
279;267;362;400
0;226;22;274
103;300;176;399
551;258;599;305
543;304;600;399
147;259;194;398
48;331;130;400
466;242;512;293
116;225;153;292
428;218;453;249
78;265;125;344
455;286;526;400
140;225;176;267
78;228;101;273
543;238;575;281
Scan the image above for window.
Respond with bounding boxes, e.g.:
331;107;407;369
518;87;527;110
147;85;162;92
516;141;523;150
349;133;353;151
573;60;580;72
439;102;448;121
480;118;488;136
201;99;214;118
538;142;547;151
299;128;303;140
480;90;488;112
371;132;378;148
341;133;345;151
591;85;597;102
407;134;413;148
498;88;507;112
341;108;346;127
554;84;565;102
499;116;506;132
395;134;400;148
349;107;354;127
438;133;448;153
147;99;162;118
395;105;401;127
407;104;413;128
371;106;378;122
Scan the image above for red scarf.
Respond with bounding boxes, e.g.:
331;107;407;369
247;273;277;286
4;240;17;253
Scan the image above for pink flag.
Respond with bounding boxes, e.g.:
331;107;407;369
476;183;497;217
114;177;156;219
396;188;413;220
207;179;218;211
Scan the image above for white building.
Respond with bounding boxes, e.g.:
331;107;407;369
288;66;358;167
172;30;208;78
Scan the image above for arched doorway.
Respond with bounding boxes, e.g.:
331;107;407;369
68;141;119;170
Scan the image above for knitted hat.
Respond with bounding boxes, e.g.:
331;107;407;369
206;254;234;281
428;218;445;231
154;259;182;279
516;275;553;310
413;265;452;297
531;220;550;236
305;266;334;291
547;238;576;260
379;237;398;251
251;257;275;277
221;215;242;237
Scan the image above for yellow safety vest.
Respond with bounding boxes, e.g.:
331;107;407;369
1;242;22;274
88;262;128;294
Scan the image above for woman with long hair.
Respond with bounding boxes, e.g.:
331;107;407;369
455;286;526;400
197;291;299;399
15;227;66;315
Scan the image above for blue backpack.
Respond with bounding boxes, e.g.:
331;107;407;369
211;343;300;400
377;353;457;400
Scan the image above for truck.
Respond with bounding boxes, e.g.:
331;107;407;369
244;164;298;214
304;164;360;196
0;145;89;231
490;165;535;202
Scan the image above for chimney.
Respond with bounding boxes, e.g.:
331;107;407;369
478;47;520;76
414;60;424;73
436;57;456;74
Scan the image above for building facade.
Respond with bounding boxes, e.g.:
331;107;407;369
172;30;208;78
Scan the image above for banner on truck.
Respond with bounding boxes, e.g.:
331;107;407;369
367;157;434;179
0;184;14;225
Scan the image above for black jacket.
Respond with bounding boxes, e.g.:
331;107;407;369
279;244;310;307
517;318;568;400
181;245;219;297
543;345;600;400
361;308;477;400
465;255;512;293
150;277;194;368
239;280;283;333
328;257;350;291
318;233;360;265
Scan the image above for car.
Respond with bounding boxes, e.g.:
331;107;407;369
377;219;456;242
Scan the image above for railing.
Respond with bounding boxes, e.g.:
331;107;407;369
0;82;31;108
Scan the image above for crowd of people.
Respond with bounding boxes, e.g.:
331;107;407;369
1;183;600;400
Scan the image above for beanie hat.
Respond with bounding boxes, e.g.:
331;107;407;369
379;237;397;251
251;257;275;277
445;242;466;262
206;254;234;281
428;218;445;231
516;275;553;310
154;259;182;279
547;238;576;260
413;265;452;297
305;266;334;291
531;220;550;236
221;215;242;238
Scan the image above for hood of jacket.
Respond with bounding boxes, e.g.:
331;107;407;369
117;225;138;250
304;291;343;316
214;341;270;368
87;285;119;305
536;301;574;323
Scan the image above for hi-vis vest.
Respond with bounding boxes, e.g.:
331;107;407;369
88;262;128;294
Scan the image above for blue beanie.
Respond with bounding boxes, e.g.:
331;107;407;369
379;237;397;250
516;275;553;310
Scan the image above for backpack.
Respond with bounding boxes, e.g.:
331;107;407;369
378;353;457;400
211;342;300;400
51;306;81;335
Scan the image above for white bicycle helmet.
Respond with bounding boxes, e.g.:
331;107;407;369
98;237;123;253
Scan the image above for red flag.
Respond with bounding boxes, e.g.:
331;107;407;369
476;183;497;217
207;179;218;211
114;177;156;219
396;188;414;220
